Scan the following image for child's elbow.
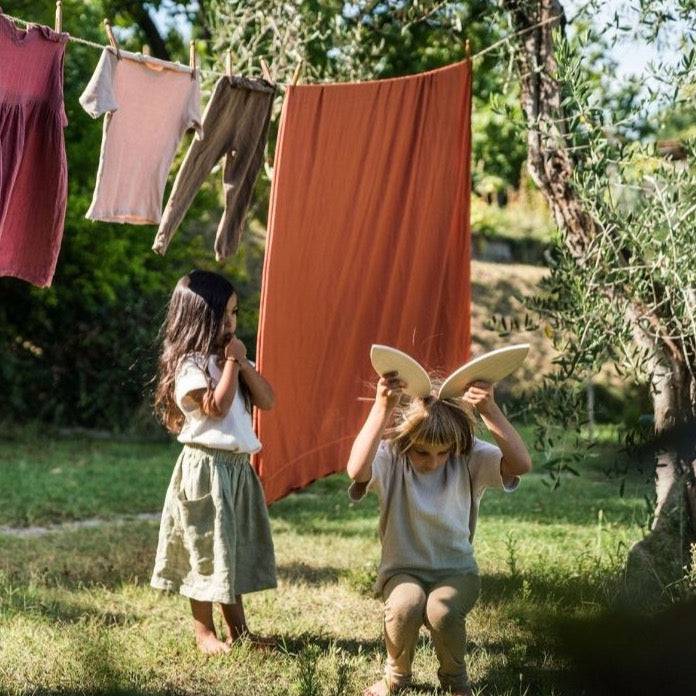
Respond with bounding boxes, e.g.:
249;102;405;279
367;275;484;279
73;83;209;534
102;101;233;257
346;460;364;481
503;454;532;477
518;455;533;475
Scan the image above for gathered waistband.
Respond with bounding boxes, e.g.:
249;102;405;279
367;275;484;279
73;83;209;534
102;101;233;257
181;443;250;465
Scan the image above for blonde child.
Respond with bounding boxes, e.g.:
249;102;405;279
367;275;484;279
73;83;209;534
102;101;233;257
151;270;276;655
347;371;532;695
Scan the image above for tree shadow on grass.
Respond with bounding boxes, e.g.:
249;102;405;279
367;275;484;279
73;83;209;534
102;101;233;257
10;629;169;696
2;588;141;626
471;575;696;695
552;599;696;696
480;570;618;609
477;660;577;696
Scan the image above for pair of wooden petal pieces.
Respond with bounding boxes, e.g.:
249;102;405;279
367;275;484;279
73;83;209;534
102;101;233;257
369;344;530;399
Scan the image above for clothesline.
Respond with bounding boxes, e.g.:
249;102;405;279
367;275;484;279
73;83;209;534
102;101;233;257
0;7;277;286
3;10;563;86
1;7;565;289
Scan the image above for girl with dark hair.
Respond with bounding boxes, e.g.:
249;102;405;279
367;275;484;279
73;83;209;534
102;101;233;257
151;270;277;655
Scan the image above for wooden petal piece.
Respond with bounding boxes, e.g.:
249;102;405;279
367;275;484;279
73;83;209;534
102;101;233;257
370;345;432;398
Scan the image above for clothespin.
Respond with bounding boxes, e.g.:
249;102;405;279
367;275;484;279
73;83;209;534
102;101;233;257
189;40;197;75
142;44;151;57
291;60;303;86
103;19;121;59
260;58;273;83
465;39;471;60
54;1;62;33
225;48;233;78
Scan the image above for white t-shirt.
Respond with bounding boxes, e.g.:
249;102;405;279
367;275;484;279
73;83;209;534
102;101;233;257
174;353;261;453
352;437;518;594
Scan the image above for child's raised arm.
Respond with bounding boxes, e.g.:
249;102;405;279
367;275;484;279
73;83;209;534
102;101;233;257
463;381;532;480
182;337;271;418
346;372;405;483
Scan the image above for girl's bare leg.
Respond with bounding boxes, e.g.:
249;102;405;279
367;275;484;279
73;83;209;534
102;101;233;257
190;598;231;655
220;594;247;640
220;595;275;647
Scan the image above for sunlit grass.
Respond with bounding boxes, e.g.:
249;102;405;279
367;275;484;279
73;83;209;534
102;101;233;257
0;429;653;695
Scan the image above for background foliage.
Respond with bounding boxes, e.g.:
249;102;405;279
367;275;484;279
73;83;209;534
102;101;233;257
0;0;530;431
1;1;692;435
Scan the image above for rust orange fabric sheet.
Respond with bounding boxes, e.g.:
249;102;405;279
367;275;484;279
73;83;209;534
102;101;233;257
255;60;473;503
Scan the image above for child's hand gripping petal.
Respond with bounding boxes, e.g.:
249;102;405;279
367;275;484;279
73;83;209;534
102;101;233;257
462;380;496;415
376;371;407;411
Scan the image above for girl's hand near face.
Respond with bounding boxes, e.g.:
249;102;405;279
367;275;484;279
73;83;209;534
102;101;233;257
463;381;497;417
376;372;406;413
224;336;247;363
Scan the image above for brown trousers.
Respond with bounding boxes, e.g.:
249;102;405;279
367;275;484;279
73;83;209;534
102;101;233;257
382;572;481;691
153;75;275;260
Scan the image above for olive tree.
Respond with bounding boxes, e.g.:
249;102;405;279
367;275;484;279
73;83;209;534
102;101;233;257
499;0;696;598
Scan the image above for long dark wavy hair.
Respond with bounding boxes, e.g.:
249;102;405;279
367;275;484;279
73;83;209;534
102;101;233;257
154;270;252;433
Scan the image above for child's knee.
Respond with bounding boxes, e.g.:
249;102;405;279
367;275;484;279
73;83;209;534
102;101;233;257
426;575;481;632
384;584;426;628
425;597;464;634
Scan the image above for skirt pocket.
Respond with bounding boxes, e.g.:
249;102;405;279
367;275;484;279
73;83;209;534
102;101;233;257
177;492;216;576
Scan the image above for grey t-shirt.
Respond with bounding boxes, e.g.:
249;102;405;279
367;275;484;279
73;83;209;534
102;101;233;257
351;437;519;594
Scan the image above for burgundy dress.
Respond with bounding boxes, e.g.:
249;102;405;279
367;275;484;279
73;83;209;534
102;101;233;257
0;12;68;287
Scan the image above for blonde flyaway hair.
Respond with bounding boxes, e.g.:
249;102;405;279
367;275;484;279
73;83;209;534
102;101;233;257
387;388;476;458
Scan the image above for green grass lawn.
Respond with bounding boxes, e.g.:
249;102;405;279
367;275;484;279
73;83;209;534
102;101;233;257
0;427;655;695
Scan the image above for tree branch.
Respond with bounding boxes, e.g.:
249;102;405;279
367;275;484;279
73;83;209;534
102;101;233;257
115;1;170;60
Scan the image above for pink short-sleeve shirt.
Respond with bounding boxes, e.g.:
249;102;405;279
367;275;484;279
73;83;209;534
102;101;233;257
80;49;202;225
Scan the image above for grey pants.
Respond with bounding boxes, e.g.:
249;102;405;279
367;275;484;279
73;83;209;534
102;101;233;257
153;75;275;260
382;572;481;691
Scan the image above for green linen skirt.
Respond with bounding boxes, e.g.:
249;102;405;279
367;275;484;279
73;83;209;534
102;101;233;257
150;444;277;604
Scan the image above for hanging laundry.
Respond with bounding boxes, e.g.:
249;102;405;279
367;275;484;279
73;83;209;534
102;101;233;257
0;12;68;287
152;75;275;260
79;48;201;225
254;60;474;504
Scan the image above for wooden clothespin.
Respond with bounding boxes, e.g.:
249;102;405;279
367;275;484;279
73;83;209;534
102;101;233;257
465;39;471;61
54;1;62;33
103;19;120;59
260;58;273;83
142;44;151;57
291;60;303;87
189;40;197;75
225;48;234;78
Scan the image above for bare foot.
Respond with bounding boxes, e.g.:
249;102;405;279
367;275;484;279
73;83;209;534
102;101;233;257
196;631;231;655
363;679;399;696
